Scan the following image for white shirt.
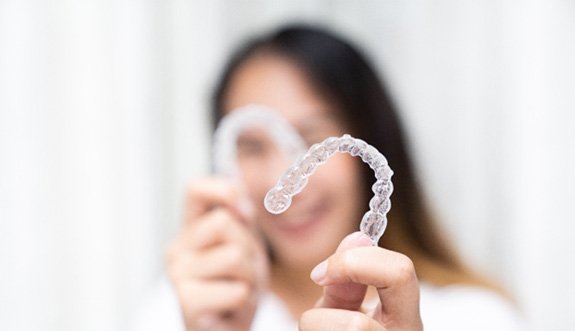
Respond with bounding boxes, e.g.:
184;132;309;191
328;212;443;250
131;277;526;331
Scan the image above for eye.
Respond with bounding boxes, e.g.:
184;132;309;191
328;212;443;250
237;136;270;158
298;116;345;146
212;105;307;177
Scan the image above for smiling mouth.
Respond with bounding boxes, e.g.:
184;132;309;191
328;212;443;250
271;199;328;235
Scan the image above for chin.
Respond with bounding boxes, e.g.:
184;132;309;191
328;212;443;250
273;237;335;268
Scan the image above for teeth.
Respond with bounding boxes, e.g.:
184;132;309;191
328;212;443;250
278;166;307;195
372;179;393;196
337;134;356;153
298;153;322;177
350;139;367;157
264;187;292;214
375;165;393;180
308;143;330;163
360;211;387;245
369;195;392;214
264;133;394;245
323;137;340;155
359;145;378;163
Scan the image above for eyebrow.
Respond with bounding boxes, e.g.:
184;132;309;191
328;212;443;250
293;113;340;135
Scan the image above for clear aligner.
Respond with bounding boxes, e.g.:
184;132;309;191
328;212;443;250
264;134;394;245
212;104;307;177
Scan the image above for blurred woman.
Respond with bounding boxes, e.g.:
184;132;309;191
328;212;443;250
135;24;524;331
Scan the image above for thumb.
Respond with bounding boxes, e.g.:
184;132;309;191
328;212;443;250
310;231;373;311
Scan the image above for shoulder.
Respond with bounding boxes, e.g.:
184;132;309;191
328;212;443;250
419;282;527;331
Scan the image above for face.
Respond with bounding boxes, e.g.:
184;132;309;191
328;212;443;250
223;54;365;270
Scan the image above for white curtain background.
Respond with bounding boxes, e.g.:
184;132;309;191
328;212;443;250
1;1;573;330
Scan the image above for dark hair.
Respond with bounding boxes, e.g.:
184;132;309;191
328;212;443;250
212;24;490;287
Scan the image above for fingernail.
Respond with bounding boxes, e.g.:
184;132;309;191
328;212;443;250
356;233;373;246
348;231;372;244
338;232;373;252
310;260;328;284
348;231;365;240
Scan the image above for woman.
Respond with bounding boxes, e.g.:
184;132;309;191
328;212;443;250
137;24;524;331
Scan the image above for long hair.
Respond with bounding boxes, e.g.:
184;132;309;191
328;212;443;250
212;24;497;288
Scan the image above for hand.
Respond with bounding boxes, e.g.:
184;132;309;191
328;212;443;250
165;177;269;331
299;232;423;331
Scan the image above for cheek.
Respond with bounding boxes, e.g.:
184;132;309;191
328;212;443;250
321;154;362;188
239;160;272;204
238;154;290;207
311;154;366;213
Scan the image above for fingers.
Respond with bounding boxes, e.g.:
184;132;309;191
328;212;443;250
177;281;256;331
166;208;263;285
168;242;257;281
299;308;386;331
185;177;255;225
310;232;421;329
177;280;253;321
166;176;269;331
175;207;255;250
312;231;373;311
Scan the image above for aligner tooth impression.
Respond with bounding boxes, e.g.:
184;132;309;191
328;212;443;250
213;105;394;246
264;133;394;245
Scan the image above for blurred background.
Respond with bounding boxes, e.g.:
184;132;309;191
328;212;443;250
1;0;574;330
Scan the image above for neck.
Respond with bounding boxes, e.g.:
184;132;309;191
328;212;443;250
269;261;323;320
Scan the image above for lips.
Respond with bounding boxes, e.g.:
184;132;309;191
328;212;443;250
270;198;328;238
